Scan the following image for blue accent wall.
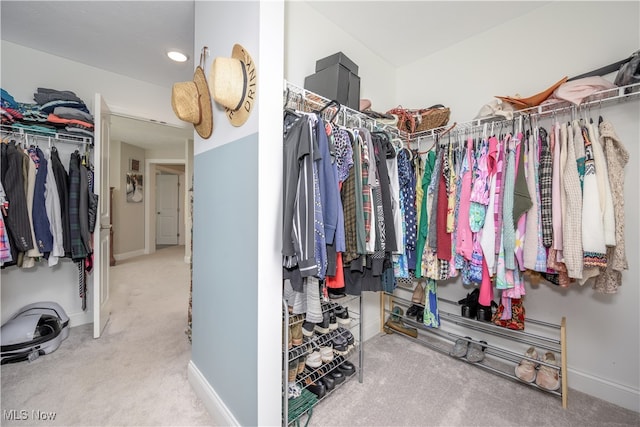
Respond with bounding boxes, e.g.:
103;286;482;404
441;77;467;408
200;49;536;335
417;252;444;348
192;133;259;426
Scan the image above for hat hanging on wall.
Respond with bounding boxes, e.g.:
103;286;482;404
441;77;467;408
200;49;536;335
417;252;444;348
210;44;257;127
171;47;213;139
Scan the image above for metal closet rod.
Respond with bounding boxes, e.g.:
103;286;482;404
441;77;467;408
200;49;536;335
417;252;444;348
284;80;639;144
408;81;640;142
284;80;410;139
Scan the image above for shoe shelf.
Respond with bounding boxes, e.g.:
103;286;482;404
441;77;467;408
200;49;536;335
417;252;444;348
283;294;364;426
381;289;568;408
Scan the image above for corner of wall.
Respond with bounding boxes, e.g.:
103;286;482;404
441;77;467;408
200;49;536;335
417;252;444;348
187;361;240;426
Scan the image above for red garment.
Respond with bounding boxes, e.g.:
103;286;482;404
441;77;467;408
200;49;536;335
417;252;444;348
326;252;345;288
47;114;93;129
436;168;451;260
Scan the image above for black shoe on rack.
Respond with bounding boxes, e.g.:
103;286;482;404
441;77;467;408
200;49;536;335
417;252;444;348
336;326;355;347
328;287;347;299
338;360;355;377
314;312;331;334
329;369;345;385
304;378;326;399
334;305;350;325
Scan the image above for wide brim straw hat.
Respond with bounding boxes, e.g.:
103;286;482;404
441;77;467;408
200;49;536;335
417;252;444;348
495;76;568;109
171;66;213;139
210;44;257;127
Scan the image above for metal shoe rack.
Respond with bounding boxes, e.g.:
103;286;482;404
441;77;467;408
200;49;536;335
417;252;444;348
282;295;363;426
381;287;568;408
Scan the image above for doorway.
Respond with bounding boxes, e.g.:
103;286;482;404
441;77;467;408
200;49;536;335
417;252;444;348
155;167;186;250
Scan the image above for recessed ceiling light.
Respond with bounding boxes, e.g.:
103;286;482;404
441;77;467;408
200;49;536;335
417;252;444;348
167;51;188;62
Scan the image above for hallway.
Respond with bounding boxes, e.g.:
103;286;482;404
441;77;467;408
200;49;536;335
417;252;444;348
1;246;212;426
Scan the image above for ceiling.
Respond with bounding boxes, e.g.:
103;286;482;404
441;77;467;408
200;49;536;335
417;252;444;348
0;1;547;150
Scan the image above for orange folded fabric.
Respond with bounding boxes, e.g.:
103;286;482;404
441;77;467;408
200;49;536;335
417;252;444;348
496;76;568;109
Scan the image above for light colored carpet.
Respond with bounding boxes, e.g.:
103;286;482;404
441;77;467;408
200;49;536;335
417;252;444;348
1;245;213;426
307;331;640;427
3;247;639;426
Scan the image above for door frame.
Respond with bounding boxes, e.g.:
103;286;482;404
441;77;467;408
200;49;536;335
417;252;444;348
144;158;186;256
155;171;181;246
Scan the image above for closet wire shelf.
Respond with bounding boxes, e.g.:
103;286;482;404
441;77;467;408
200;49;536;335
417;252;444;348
282;295;363;427
1;123;93;146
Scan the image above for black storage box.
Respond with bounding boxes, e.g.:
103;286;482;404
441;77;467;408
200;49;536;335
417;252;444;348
315;52;359;75
304;52;360;111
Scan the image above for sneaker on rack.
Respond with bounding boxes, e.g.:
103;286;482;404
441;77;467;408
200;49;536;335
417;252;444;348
319;345;334;363
535;351;560;391
305;350;323;369
288;382;301;399
314;311;331;334
302;321;315;338
515;347;539;383
291;322;303;346
332;334;349;355
328;310;338;330
334;305;350;325
336;327;355;347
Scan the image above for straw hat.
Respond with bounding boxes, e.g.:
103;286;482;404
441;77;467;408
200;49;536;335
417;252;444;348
210;44;257;127
171;66;213;139
496;76;568;109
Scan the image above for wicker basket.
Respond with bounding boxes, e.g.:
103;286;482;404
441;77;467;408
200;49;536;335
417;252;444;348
387;105;450;133
415;105;450;132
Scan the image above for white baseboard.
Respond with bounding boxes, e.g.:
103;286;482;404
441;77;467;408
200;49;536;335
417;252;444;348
184;255;191;264
187;360;240;426
567;366;640;412
68;310;92;327
113;249;145;261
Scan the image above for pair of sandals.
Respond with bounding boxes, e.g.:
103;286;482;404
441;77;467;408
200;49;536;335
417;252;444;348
450;336;487;363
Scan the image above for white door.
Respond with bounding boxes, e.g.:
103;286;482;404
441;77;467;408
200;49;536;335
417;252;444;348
93;93;111;338
156;174;179;245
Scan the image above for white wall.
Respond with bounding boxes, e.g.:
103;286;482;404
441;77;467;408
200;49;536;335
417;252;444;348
395;2;640;123
394;1;640;412
1;41;182;127
285;1;397;112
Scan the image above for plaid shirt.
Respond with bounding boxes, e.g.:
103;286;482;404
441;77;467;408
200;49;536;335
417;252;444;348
360;133;372;244
342;165;358;265
538;128;553;248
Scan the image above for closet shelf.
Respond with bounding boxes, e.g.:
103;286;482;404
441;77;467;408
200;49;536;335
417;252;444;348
406;81;640;141
382;288;568;408
1;123;93;146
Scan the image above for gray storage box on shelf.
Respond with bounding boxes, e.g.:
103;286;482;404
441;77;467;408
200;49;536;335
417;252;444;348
304;52;360;110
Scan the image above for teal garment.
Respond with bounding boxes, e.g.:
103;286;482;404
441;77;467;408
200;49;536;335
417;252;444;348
422;278;440;328
502;149;516;270
415;151;436;277
352;132;366;255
